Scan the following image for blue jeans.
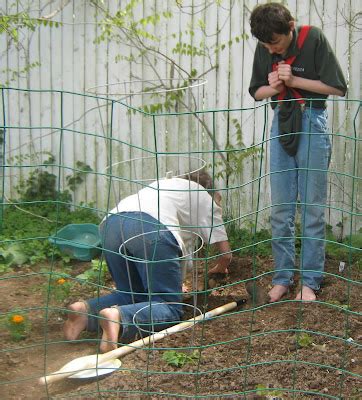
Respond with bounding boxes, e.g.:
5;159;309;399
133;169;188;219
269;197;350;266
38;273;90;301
270;107;331;290
86;212;183;341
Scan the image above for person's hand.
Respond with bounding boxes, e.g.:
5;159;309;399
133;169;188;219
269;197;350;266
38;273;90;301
208;262;229;275
268;70;285;92
277;61;295;87
211;241;232;275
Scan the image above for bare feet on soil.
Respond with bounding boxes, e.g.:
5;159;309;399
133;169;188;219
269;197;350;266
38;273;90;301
295;285;316;302
268;285;289;302
99;307;121;353
63;302;88;341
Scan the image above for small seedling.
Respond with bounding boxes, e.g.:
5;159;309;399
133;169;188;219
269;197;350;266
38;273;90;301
297;333;313;348
5;311;31;341
255;383;284;398
46;276;73;302
162;350;199;368
326;300;350;310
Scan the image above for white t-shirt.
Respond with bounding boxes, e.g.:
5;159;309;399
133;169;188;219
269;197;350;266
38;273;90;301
107;178;228;269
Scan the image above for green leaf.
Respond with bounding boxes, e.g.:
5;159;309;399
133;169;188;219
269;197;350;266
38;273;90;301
256;384;268;395
162;350;199;368
297;333;313;348
1;243;28;266
255;384;283;397
0;263;11;274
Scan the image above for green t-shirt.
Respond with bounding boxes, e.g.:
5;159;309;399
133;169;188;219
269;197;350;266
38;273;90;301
249;26;347;108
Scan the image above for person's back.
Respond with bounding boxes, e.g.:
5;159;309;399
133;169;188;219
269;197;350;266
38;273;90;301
64;173;232;349
110;177;227;253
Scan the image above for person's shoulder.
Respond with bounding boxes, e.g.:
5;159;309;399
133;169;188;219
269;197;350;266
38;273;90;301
309;26;323;36
302;25;324;41
252;42;269;61
255;41;267;53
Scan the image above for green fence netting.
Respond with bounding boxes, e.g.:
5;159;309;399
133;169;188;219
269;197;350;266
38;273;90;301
0;87;361;399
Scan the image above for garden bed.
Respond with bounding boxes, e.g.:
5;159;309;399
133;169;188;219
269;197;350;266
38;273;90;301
0;255;361;399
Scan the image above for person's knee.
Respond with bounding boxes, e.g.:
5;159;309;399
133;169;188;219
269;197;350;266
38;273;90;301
68;301;88;314
271;207;295;231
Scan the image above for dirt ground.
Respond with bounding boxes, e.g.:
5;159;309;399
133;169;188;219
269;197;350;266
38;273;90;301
0;256;361;399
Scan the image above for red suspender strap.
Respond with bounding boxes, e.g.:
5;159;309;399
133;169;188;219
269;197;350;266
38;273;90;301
297;25;311;50
273;25;311;102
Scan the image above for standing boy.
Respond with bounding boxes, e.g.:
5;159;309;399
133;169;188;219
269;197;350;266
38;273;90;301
248;3;347;301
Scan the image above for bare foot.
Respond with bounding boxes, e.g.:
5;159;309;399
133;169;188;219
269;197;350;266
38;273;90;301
99;308;121;353
295;286;316;302
268;285;289;302
63;302;88;341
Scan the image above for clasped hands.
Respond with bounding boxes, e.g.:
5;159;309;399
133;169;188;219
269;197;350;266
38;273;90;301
268;61;295;92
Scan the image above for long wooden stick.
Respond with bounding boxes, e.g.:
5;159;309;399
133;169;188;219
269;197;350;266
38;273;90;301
39;299;245;385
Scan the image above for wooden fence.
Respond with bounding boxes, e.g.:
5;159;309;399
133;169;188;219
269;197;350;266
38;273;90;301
0;0;360;233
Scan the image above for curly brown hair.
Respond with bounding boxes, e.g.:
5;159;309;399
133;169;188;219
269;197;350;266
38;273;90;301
250;2;294;43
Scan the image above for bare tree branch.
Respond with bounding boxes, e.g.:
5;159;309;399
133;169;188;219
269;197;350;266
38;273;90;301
39;0;71;20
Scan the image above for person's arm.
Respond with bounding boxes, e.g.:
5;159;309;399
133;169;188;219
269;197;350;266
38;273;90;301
249;44;280;101
277;62;345;96
197;190;231;275
208;240;232;274
253;68;286;100
254;84;281;100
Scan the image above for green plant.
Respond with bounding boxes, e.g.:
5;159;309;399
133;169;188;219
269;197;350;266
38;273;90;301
296;333;313;348
255;384;284;398
15;155;71;217
224;219;272;257
213;118;261;181
0;203;99;274
4;310;31;341
65;161;93;191
326;300;350;310
0;7;62;87
0;152;100;274
326;224;362;262
223;218;361;262
76;259;108;285
0;263;11;274
90;0;250;167
46;276;73;302
162;350;199;368
0;243;27;270
0;12;60;43
15;155;93;214
13;152;92;193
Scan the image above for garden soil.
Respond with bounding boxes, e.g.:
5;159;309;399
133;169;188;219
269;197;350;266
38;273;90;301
0;256;361;399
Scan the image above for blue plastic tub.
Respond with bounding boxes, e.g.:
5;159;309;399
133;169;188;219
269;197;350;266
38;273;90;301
49;223;101;261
